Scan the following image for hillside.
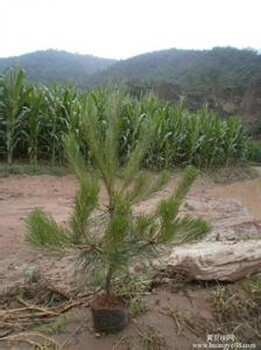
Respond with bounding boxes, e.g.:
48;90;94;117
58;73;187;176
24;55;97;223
1;47;260;93
0;50;116;85
88;47;261;93
88;47;261;133
1;47;260;92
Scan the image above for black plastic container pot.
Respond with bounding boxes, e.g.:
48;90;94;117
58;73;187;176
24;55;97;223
91;294;128;333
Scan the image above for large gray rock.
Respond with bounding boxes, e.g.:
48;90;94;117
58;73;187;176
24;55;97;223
164;240;261;281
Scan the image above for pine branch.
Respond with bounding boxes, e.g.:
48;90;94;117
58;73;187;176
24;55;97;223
120;117;155;191
174;165;198;201
70;176;99;244
170;216;210;244
64;133;86;180
125;170;170;204
26;209;71;252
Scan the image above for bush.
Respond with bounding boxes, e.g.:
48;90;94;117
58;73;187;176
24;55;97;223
249;141;261;163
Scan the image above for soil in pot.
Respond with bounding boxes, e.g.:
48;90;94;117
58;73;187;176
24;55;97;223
91;293;128;333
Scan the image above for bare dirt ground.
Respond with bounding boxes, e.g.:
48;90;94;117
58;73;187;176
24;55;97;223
0;168;260;349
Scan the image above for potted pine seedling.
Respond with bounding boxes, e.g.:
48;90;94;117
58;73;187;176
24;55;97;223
26;90;210;333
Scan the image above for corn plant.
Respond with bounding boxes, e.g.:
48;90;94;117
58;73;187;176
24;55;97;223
24;86;45;166
0;68;31;165
38;86;70;164
0;69;250;168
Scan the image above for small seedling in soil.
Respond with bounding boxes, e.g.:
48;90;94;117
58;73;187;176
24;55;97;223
26;89;210;334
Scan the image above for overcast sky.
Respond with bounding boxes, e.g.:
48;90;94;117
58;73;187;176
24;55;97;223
0;0;260;59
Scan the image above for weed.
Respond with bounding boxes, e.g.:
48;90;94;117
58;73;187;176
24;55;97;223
139;326;167;350
113;274;153;299
249;141;261;164
211;283;261;342
0;163;68;177
129;297;149;318
244;276;261;295
36;315;68;335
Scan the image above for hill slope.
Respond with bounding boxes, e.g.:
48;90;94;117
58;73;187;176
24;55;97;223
0;50;116;85
1;47;260;93
88;47;261;93
87;47;261;132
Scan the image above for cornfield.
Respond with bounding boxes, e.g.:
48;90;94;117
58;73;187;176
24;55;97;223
0;68;250;169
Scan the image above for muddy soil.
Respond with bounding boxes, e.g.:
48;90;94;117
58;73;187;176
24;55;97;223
0;169;260;349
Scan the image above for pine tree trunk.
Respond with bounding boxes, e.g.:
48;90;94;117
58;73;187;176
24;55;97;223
105;267;113;296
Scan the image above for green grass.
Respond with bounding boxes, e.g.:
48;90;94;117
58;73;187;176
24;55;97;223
0;163;69;177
